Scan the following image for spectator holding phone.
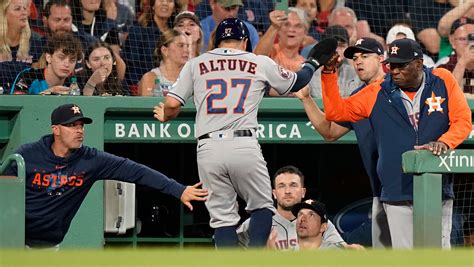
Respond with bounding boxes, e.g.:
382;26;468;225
173;11;203;59
437;18;474;97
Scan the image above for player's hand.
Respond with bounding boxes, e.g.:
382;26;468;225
414;141;449;156
343;243;365;250
305;38;338;71
153;102;166;122
294;85;311;100
322;52;340;73
180;181;208;211
266;228;278;250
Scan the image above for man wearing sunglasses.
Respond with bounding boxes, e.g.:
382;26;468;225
320;38;472;249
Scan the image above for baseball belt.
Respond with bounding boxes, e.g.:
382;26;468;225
198;129;253;140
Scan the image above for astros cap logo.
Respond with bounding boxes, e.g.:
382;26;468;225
390;46;400;55
71;105;81;114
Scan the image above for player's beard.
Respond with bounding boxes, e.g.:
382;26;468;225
278;201;297;211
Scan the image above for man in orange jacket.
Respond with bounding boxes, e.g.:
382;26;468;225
321;38;472;249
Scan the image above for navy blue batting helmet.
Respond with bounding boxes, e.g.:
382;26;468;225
214;18;252;52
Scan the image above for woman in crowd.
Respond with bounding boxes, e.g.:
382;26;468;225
173;10;202;59
71;0;117;40
254;8;307;72
0;0;41;90
138;29;189;96
79;41;129;95
123;0;180;85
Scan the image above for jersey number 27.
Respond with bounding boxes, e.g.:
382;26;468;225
206;78;251;114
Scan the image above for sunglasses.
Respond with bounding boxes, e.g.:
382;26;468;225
385;60;413;70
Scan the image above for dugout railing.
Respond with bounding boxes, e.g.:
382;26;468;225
403;150;474;248
0;96;473;248
0;153;25;248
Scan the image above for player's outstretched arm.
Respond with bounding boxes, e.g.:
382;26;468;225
289;38;338;93
154;96;182;122
180;181;208;211
295;86;350;141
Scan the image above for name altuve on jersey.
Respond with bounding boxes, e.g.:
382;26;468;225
199;59;257;75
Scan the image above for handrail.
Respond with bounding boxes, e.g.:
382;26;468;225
0;153;25;181
0;153;26;248
402;149;474;248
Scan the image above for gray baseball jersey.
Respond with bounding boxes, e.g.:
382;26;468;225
168;48;297;229
168;48;297;138
237;213;345;250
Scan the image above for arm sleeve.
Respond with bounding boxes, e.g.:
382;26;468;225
433;68;473;148
321;72;378;122
290;65;315;92
94;150;186;199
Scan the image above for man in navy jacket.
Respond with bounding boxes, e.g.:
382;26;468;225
321;38;472;248
5;103;207;248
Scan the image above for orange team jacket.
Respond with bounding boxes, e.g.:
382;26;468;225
321;67;472;201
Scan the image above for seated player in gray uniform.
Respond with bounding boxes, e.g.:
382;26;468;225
238;165;363;250
292;199;341;250
153;18;338;248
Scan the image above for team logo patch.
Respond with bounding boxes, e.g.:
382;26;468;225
355;39;364;46
424;91;445;115
390;45;400;55
71;105;81;114
225;28;232;35
278;66;293;80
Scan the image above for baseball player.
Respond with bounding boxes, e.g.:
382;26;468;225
154;18;337;247
292;199;339;250
238;165;363;250
321;38;472;248
3;103;208;248
295;37;391;248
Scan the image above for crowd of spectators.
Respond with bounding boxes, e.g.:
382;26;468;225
2;0;474;98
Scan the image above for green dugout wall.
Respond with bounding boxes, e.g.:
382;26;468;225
1;96;473;248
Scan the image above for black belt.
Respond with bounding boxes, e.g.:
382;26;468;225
198;129;253;140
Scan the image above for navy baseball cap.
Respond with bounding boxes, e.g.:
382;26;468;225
292;199;328;223
384;38;423;64
51;104;93;125
450;17;474;35
322;25;349;44
344;37;384;59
